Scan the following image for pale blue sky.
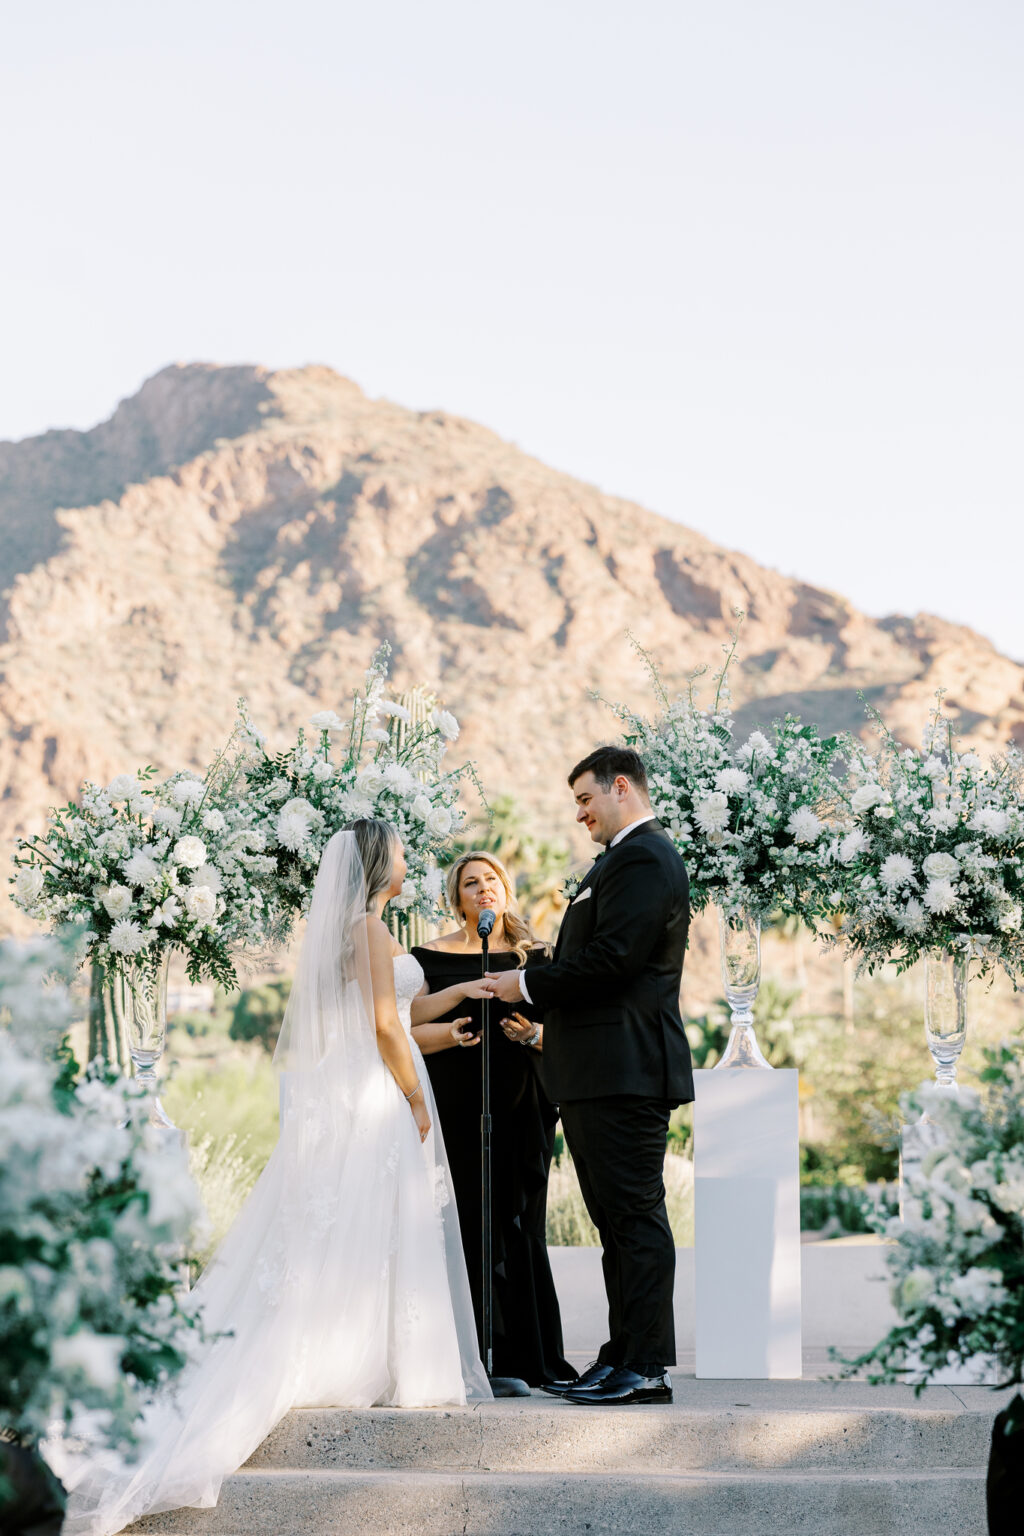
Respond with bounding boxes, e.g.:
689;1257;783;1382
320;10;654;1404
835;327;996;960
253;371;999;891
1;1;1021;658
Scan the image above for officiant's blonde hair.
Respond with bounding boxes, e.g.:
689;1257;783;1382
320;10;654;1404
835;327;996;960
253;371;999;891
445;851;543;966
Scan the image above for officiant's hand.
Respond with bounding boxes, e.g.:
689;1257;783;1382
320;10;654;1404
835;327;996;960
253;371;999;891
502;1011;539;1045
484;969;523;1004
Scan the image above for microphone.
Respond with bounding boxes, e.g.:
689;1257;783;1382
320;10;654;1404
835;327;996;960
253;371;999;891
477;908;496;938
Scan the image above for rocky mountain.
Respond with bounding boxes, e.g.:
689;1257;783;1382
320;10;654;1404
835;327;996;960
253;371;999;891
3;362;1023;916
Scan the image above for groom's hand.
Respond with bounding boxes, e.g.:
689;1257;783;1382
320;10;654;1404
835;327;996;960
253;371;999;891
484;969;523;1004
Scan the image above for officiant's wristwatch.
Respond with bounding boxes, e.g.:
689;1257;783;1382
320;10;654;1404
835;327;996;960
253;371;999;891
521;1025;541;1047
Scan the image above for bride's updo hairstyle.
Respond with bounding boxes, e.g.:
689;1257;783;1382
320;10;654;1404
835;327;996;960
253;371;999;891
444;850;547;966
348;818;400;910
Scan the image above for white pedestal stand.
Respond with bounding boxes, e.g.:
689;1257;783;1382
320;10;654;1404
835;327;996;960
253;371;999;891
693;1068;802;1379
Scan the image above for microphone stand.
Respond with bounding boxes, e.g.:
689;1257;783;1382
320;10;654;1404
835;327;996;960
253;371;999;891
479;912;530;1398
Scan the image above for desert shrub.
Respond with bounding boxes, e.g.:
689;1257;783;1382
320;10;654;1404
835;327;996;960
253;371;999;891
229;979;291;1054
546;1148;693;1247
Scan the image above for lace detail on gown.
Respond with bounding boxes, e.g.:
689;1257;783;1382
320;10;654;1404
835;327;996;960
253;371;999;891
53;954;490;1536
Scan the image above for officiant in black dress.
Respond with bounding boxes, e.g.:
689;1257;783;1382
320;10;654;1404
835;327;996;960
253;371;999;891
411;851;575;1389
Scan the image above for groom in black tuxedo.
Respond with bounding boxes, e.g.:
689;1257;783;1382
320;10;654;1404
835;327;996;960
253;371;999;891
486;745;691;1404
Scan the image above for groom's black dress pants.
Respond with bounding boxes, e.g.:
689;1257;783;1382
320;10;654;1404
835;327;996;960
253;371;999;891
559;1095;676;1369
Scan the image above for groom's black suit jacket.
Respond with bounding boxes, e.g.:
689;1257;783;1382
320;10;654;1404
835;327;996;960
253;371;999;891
527;819;693;1104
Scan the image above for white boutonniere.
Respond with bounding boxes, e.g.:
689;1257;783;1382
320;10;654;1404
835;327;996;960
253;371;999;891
562;872;583;901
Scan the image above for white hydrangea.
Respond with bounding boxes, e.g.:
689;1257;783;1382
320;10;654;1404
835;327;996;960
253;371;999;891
422;866;444;904
201;808;226;833
430;708;460;742
107;919;148;956
924;806;959;832
122;852;159;888
947;1266;1007;1316
786;807;822;844
192;863;223;894
172;836;208;870
880;854;916;889
694;792;730;835
839;829;871;864
715;767;750;796
923;879;958;914
969;807;1009;837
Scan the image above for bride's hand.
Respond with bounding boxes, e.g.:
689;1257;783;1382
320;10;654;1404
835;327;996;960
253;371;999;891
409;1088;431;1143
449;1017;480;1047
459;978;496;1001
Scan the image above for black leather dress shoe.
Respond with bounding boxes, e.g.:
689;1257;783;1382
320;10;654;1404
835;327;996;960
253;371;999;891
561;1365;672;1405
539;1361;611;1398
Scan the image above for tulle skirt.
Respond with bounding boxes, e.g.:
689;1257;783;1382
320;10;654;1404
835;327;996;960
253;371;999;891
52;1042;489;1536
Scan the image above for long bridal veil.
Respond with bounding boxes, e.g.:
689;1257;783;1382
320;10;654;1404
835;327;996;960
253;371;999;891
58;830;489;1536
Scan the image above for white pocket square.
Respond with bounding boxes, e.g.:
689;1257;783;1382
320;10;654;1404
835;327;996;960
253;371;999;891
571;887;593;904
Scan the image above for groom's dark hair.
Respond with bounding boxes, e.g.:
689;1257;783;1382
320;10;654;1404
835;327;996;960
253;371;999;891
568;745;649;797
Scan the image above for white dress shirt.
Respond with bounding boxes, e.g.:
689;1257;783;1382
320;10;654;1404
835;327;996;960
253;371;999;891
518;812;657;1005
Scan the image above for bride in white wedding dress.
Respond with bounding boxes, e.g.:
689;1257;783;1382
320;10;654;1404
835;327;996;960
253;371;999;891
57;820;491;1536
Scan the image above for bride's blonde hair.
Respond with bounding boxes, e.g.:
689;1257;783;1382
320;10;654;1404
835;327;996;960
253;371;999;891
444;851;546;965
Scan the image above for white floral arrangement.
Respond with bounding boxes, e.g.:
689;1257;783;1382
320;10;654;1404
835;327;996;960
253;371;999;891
829;701;1024;980
233;643;470;932
0;936;204;1452
10;758;270;989
607;632;841;919
840;1046;1024;1427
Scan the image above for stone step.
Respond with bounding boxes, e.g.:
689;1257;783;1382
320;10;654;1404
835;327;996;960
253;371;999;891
242;1399;991;1474
130;1467;988;1536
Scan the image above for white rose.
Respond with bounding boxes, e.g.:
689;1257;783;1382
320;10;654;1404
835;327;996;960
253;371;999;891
106;774;139;800
426;806;452;838
14;866;45;905
923;852;959;881
171;778;205;805
311;760;333;782
411;794;433;822
357;765;385;797
851;783;887;814
102;884;133;919
310;709;345;732
172;836;208;869
202;808;227;833
430;708;460;742
183;885;217;923
378;701;411;723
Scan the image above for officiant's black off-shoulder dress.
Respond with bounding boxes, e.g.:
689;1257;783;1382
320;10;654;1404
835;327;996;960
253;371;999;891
411;946;574;1388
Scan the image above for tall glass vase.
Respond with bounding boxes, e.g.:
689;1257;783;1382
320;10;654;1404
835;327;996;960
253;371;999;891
924;947;969;1090
115;954;176;1129
715;907;772;1069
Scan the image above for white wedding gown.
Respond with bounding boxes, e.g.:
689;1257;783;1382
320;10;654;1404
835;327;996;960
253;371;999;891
57;952;490;1536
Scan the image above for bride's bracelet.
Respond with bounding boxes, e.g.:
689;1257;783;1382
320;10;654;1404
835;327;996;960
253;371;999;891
404;1081;422;1101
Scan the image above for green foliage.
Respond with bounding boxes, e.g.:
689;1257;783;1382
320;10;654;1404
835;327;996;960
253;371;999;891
229;979;291;1054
